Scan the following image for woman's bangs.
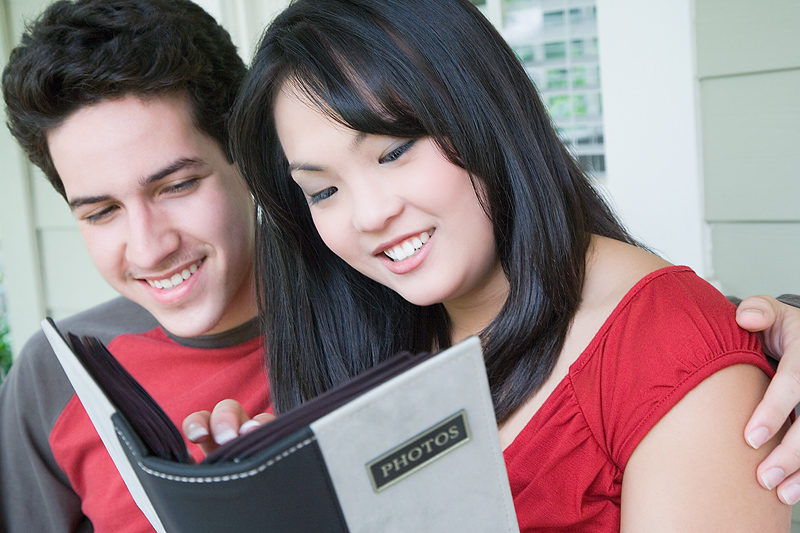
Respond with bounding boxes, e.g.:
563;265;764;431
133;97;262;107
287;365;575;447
286;36;426;140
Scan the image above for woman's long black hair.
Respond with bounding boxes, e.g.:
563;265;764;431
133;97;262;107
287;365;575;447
231;0;637;421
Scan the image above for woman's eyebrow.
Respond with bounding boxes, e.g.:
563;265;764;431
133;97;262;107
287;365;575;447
288;132;369;173
348;131;366;152
289;162;324;172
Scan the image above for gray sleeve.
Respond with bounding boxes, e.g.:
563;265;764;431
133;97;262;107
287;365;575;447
727;295;800;308
0;297;157;533
777;294;800;309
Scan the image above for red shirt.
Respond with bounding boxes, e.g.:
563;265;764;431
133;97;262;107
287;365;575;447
50;326;271;533
504;267;772;531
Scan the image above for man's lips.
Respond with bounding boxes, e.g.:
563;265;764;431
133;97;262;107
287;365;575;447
139;259;204;290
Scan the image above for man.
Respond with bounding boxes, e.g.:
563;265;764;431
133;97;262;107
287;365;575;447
1;1;799;532
0;1;270;531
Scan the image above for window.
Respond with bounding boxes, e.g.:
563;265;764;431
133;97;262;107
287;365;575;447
543;10;565;27
492;0;605;177
544;41;567;60
514;44;535;63
569;6;596;25
547;68;569;89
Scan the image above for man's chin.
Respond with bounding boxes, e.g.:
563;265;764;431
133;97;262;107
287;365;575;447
146;309;219;339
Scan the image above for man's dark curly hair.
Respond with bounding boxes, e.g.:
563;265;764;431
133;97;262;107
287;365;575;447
2;0;246;199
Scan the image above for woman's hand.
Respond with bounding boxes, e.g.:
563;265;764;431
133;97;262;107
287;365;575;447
183;399;275;457
737;295;800;503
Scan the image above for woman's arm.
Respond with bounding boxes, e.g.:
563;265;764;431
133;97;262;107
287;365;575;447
621;364;790;531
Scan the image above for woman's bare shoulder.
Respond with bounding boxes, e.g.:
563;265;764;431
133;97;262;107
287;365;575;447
499;236;672;449
582;236;672;312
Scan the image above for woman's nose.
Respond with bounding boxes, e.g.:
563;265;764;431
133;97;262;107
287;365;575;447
350;182;404;233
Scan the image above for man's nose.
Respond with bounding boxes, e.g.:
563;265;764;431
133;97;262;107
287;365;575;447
124;205;180;270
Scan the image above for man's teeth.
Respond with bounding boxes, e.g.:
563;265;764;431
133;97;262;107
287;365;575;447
384;232;430;262
147;262;200;290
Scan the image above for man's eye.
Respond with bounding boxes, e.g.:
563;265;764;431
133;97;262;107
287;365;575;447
309;187;337;205
380;140;416;164
84;205;118;224
163;178;199;194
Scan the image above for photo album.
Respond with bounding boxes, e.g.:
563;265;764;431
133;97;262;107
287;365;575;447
42;318;519;533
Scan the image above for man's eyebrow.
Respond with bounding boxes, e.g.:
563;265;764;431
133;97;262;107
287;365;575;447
69;194;112;210
68;157;205;210
288;133;367;172
140;157;205;187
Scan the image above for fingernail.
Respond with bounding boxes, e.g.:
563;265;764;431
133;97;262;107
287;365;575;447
746;426;770;449
186;423;209;443
741;308;764;318
761;467;785;491
239;419;261;435
213;424;238;446
779;484;800;505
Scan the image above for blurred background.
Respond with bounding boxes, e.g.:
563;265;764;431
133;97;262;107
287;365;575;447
0;0;798;525
0;0;797;365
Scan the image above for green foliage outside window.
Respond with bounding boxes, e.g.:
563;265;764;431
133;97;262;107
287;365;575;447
0;272;12;382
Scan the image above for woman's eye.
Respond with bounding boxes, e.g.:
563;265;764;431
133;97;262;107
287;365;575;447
310;186;337;205
380;140;416;164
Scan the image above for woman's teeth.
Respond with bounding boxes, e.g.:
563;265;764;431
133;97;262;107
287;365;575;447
147;261;200;290
384;231;431;262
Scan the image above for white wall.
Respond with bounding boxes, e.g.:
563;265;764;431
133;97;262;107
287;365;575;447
0;0;716;355
193;0;289;62
0;0;54;354
596;0;708;278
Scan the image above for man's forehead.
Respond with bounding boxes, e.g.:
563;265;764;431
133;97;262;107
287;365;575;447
48;94;219;203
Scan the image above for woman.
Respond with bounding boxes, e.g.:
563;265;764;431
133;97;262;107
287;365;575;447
195;0;790;529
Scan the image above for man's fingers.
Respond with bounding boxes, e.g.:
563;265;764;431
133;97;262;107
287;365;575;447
182;410;218;457
737;294;800;362
182;410;211;443
736;295;779;336
776;470;800;506
182;403;274;458
208;399;252;445
741;294;800;449
746;369;800;449
252;412;276;426
755;420;800;494
738;294;800;503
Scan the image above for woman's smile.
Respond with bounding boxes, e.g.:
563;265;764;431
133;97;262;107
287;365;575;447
274;83;505;311
379;229;433;262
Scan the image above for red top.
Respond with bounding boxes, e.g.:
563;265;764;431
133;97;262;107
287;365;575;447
50;327;271;533
504;266;773;531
